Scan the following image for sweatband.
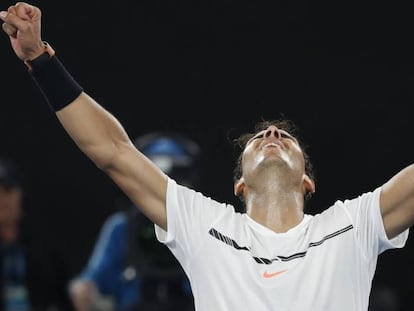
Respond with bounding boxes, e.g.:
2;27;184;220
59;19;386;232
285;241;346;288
28;54;83;112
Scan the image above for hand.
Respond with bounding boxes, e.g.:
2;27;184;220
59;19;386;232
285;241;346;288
0;2;45;61
70;280;115;311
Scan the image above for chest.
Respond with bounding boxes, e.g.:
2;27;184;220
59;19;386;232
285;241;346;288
193;218;358;283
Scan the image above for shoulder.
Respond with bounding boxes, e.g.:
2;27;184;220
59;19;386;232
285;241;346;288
311;187;382;229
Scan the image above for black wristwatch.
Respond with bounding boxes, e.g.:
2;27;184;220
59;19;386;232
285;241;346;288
24;41;55;72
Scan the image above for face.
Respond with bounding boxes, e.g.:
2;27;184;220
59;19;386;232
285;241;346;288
0;185;22;226
242;125;305;176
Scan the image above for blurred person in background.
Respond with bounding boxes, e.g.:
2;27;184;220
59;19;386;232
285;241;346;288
0;157;71;311
69;132;199;311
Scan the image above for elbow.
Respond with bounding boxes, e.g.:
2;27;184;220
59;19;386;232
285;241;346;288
87;140;132;173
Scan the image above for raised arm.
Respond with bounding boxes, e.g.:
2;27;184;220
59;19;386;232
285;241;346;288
0;2;168;229
380;164;414;239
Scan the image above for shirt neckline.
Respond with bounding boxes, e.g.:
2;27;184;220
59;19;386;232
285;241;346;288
244;213;312;236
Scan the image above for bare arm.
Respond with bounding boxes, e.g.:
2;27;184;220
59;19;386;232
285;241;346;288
1;2;168;229
69;280;115;311
380;164;414;239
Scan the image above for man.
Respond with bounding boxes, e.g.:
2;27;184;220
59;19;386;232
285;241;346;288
69;132;199;311
1;3;412;310
0;157;70;310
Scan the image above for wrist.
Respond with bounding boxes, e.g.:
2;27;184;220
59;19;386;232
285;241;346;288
24;42;55;72
28;51;83;112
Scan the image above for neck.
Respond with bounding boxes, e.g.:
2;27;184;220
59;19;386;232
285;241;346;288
245;187;305;233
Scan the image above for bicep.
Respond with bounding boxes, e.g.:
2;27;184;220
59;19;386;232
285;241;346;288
380;164;414;239
105;145;168;230
57;95;168;228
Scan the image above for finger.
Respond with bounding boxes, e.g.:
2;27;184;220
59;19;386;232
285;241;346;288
0;11;27;30
15;2;39;21
7;5;17;15
0;11;7;22
4;6;18;33
2;22;18;38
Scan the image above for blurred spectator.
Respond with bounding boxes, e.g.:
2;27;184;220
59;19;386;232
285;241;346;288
0;157;71;311
69;131;201;311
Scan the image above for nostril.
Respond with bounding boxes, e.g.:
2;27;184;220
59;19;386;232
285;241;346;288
265;127;280;139
274;129;281;139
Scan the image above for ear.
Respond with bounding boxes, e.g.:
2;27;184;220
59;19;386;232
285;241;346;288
303;174;315;195
234;177;245;197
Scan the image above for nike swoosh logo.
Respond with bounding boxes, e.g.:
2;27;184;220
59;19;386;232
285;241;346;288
262;269;288;278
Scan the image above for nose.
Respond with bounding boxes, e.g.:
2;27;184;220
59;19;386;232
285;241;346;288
264;126;281;139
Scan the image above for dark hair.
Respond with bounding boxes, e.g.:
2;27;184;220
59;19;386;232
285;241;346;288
232;119;315;202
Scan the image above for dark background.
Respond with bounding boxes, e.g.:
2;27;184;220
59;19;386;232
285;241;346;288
1;0;413;309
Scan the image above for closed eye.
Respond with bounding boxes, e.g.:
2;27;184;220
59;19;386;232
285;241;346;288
280;132;297;143
246;130;298;146
246;132;264;145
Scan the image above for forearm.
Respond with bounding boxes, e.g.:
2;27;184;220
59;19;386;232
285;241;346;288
56;93;133;170
1;3;169;228
33;54;168;227
0;5;133;175
20;45;132;170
